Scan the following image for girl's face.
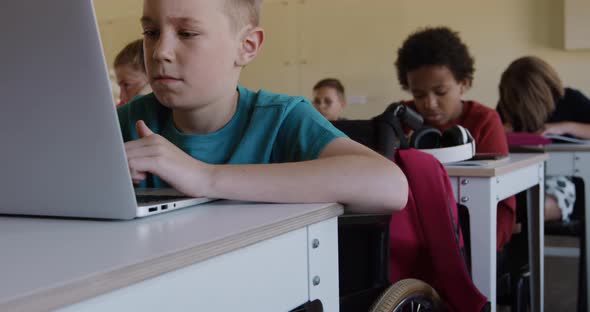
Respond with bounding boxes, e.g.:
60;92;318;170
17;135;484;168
406;65;468;127
115;65;151;103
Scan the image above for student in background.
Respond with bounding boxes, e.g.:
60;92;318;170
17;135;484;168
312;78;347;121
114;39;152;107
118;0;408;214
497;56;590;221
395;26;515;249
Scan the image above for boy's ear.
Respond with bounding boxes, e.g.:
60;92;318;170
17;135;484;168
236;27;264;67
458;79;471;95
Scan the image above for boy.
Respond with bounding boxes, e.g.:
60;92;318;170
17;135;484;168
395;26;514;249
312;78;347;121
114;39;152;106
118;0;408;213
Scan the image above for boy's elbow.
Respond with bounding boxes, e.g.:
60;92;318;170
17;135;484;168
385;168;408;212
346;156;409;214
365;162;408;214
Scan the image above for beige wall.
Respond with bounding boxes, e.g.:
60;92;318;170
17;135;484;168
93;0;143;70
95;0;590;119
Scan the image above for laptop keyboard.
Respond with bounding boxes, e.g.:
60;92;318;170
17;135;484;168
136;195;190;204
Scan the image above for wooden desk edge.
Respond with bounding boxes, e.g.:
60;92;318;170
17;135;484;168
1;203;343;312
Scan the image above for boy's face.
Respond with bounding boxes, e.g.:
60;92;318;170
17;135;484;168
312;87;346;121
141;0;242;110
406;65;467;127
115;65;150;104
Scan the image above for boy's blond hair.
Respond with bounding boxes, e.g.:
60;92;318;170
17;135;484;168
224;0;262;31
497;56;564;132
114;39;145;73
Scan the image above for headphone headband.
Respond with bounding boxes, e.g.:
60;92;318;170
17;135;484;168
417;140;476;164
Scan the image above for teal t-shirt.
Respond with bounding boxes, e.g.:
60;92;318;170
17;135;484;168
117;86;346;187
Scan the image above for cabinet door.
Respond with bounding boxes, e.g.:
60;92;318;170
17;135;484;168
240;1;300;96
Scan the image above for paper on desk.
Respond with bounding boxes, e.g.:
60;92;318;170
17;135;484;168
544;134;590;145
445;156;511;167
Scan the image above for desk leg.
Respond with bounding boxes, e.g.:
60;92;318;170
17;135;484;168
527;183;544;312
459;177;497;312
307;218;339;312
584;176;590;309
573;153;590;308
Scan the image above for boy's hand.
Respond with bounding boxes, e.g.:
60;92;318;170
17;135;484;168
538;122;571;136
124;120;212;197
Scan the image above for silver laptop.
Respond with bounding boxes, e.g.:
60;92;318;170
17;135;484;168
0;0;215;219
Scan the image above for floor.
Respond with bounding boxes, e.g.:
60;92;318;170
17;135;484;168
498;235;580;311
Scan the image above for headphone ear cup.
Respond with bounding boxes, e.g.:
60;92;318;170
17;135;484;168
441;125;470;147
410;127;442;149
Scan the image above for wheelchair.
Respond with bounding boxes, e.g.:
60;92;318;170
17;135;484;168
292;117;448;312
292;212;445;312
339;213;445;312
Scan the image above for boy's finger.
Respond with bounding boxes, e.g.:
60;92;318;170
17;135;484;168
128;156;160;177
125;145;161;159
124;135;158;150
136;120;154;138
131;171;147;183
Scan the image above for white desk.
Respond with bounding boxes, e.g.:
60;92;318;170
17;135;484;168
445;153;548;312
527;144;590;306
0;201;343;312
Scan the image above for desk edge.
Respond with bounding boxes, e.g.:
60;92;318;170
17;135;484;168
2;203;343;312
446;154;548;177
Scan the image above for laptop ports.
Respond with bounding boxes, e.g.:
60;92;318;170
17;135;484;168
148;207;158;213
161;205;168;211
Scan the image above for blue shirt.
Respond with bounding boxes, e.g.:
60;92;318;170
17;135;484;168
117;86;346;187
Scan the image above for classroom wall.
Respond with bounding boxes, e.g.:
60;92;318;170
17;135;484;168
94;0;590;119
93;0;143;69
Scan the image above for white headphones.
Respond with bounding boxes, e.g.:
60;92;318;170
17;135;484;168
392;104;476;163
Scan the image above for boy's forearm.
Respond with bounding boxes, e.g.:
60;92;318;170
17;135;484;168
567;122;590;139
204;155;408;214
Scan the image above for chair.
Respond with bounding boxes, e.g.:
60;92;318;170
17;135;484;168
331;117;477;312
290;117;442;312
331;119;398;312
544;177;587;312
496;191;533;312
497;177;587;312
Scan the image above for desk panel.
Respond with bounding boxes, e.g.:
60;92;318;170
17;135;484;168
58;228;310;312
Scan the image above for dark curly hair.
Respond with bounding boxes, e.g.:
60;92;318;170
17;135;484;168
395;26;475;90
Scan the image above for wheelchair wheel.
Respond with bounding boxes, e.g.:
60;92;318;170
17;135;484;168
369;278;445;312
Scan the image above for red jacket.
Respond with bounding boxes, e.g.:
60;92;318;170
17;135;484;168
406;100;516;250
390;149;488;311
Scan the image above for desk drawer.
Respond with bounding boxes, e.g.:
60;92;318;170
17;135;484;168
60;228;310;312
546;152;575;176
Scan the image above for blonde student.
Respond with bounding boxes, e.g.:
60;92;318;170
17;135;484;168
497;56;590;221
312;78;347;121
118;0;408;213
114;39;152;106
